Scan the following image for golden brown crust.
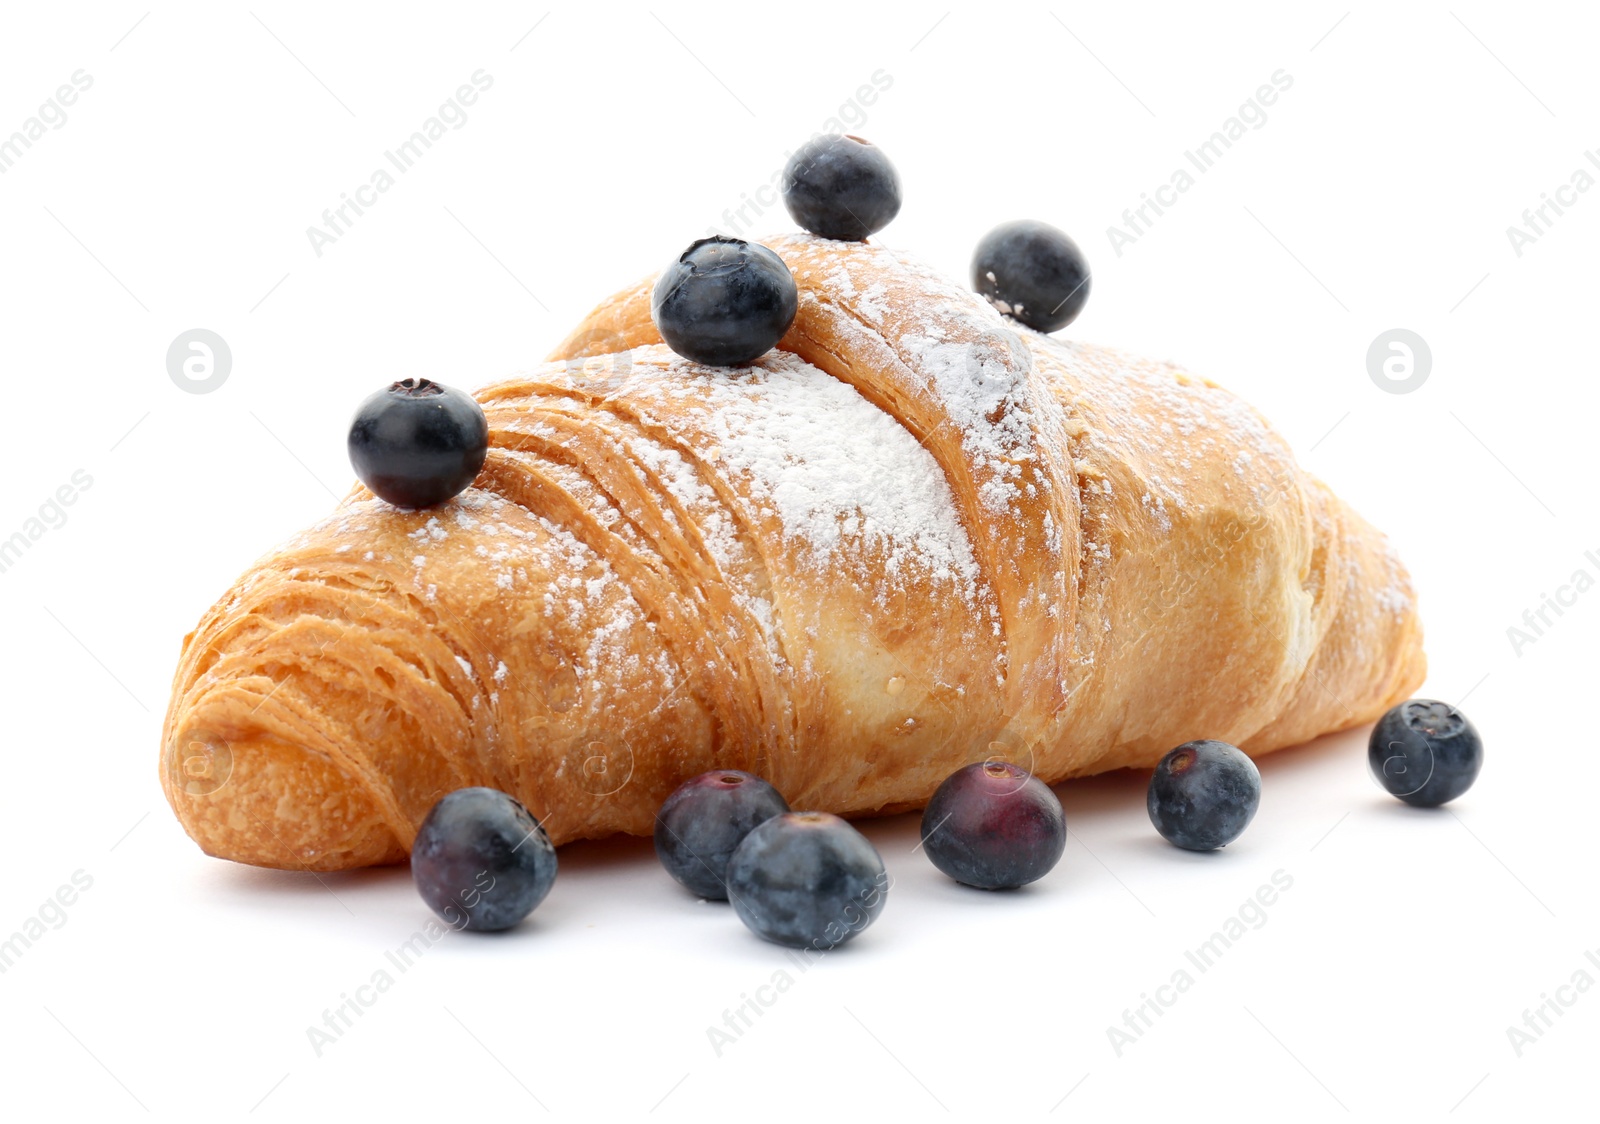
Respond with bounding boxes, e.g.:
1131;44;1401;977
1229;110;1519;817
161;234;1424;870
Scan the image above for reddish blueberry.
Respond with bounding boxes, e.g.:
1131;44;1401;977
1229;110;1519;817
920;761;1066;889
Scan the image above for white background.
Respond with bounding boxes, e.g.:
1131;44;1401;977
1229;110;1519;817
0;2;1594;1120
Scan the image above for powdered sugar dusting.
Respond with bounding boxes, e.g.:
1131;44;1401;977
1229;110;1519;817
1374;534;1414;617
780;234;1046;518
636;349;984;601
822;261;890;323
897;329;1039;513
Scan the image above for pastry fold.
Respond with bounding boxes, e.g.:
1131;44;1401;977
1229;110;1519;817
161;234;1424;870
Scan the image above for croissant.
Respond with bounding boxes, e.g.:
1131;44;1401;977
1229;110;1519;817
160;233;1425;871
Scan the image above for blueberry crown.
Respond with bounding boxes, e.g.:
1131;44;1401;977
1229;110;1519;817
389;377;446;397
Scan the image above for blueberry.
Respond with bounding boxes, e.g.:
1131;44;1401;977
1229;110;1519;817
725;812;887;949
348;378;488;508
920;762;1066;889
651;237;798;367
1368;699;1482;807
781;134;903;242
411;787;557;931
971;219;1092;333
653;770;790;900
1147;740;1261;851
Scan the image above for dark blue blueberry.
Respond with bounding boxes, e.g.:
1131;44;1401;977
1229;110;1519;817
920;761;1066;889
781;134;903;242
725;812;887;949
651;237;798;367
348;378;488;508
1368;699;1482;807
1147;740;1260;851
971;219;1092;333
653;770;790;900
411;787;557;931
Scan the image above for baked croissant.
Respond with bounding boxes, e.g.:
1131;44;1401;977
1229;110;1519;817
160;234;1425;871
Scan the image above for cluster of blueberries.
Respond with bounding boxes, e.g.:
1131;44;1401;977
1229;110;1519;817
343;134;1091;510
410;699;1482;944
